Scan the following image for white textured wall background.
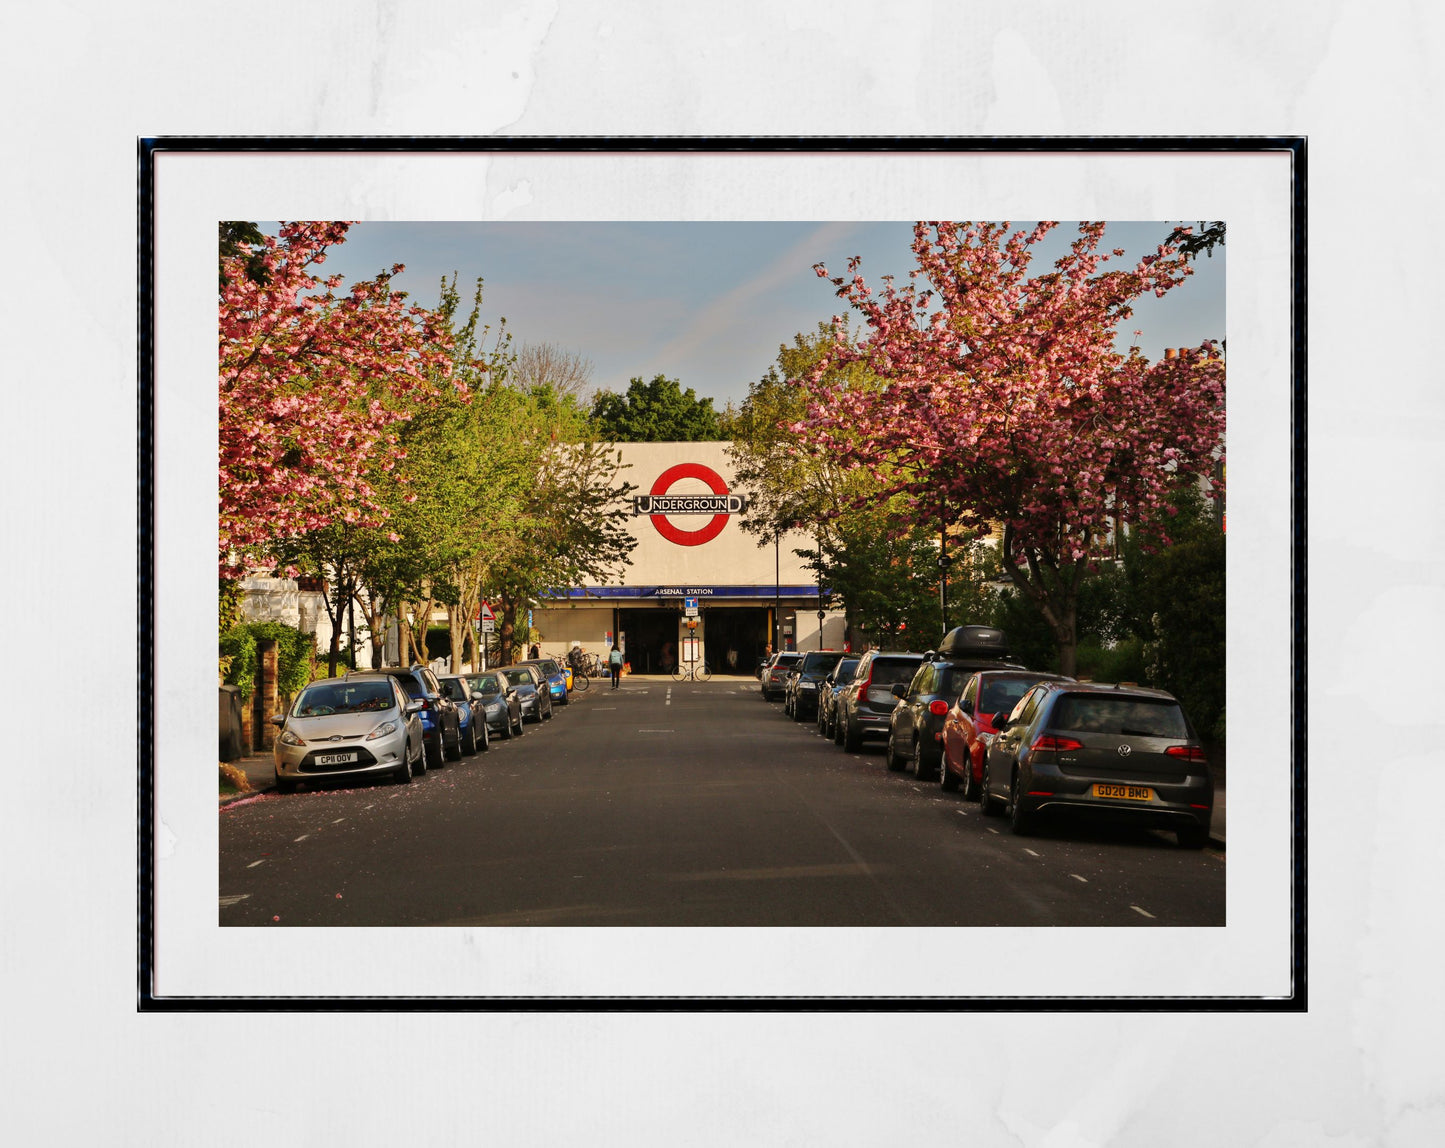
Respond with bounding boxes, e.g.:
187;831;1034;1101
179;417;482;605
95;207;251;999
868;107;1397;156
2;1;1436;1144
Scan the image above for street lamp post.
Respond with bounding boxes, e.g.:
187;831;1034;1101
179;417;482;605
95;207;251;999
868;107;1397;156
938;522;951;637
774;527;782;654
816;531;825;650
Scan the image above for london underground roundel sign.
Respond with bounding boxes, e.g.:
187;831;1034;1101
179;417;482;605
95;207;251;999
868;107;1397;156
633;462;747;546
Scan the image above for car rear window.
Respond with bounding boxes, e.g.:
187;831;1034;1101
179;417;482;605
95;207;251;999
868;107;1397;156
866;657;923;686
1050;695;1189;738
468;675;501;693
979;675;1046;717
800;652;843;673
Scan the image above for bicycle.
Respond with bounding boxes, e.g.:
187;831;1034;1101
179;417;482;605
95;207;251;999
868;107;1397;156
565;653;591;692
671;660;712;682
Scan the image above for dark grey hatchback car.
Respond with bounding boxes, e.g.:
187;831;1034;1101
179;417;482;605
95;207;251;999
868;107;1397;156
835;650;925;752
979;681;1214;848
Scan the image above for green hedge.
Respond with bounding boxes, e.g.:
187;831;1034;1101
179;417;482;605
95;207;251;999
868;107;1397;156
221;621;317;699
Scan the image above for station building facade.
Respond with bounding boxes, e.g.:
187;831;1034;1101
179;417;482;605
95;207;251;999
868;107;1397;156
532;441;844;676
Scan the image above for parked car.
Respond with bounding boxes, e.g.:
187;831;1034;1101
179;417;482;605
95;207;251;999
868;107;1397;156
978;680;1214;848
520;657;570;707
760;652;802;701
501;664;553;723
463;671;525;739
437;674;491;755
941;668;1073;799
817;657;860;740
884;626;1026;779
835;650;926;752
270;673;425;793
370;665;462;770
784;651;846;720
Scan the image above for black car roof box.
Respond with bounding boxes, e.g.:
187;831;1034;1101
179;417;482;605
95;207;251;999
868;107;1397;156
938;625;1010;657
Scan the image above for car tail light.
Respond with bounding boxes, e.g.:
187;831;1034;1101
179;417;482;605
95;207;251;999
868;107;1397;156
1166;745;1208;763
929;700;949;716
1031;735;1083;753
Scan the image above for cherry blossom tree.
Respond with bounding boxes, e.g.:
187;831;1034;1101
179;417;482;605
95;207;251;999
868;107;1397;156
797;221;1225;675
219;221;459;577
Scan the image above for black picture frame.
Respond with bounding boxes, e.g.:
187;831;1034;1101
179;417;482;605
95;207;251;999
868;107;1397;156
140;135;1305;1012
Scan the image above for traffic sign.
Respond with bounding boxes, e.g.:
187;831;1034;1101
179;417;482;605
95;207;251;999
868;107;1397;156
479;601;496;622
683;597;698;610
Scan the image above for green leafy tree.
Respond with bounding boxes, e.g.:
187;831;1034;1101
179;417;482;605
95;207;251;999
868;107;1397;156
1165;221;1226;261
218;221;271;290
220;621;316;700
1119;486;1226;743
731;324;980;646
590;373;724;441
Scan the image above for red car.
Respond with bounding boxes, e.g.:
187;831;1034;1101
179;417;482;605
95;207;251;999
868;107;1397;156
941;669;1071;800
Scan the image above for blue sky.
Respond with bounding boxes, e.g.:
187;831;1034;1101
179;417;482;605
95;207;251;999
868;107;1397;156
264;220;1225;410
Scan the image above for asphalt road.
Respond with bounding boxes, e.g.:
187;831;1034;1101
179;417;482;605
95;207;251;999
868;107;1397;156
220;677;1225;927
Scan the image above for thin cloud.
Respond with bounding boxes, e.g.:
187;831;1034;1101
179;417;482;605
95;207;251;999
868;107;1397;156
635;222;866;381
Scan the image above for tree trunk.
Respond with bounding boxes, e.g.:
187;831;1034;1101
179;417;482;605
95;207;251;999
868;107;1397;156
321;572;345;678
1002;524;1082;678
498;593;517;666
397;604;413;667
447;605;467;674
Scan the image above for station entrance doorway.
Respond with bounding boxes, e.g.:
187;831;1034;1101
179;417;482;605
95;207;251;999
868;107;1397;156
616;608;678;676
615;605;773;676
701;606;770;676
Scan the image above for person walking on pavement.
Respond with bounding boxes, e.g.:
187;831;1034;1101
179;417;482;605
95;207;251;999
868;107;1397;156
608;643;624;689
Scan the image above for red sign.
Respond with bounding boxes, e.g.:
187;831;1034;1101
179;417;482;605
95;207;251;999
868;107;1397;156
646;463;734;547
478;601;496;622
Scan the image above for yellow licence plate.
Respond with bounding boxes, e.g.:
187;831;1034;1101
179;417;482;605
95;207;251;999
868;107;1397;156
1093;783;1152;801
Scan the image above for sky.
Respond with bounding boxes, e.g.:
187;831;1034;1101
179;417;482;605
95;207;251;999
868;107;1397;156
261;220;1225;411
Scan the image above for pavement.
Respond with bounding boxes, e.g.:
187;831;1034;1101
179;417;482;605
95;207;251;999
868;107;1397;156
221;674;1225;848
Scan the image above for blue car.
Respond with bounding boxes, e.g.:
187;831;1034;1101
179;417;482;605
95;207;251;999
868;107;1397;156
438;675;491;755
520;658;569;707
370;666;461;770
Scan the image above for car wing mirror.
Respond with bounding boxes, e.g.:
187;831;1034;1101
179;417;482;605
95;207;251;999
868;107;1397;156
269;713;286;727
405;700;424;714
959;699;974;716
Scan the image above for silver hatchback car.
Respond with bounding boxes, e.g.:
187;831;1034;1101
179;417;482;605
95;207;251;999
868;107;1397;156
271;674;425;793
